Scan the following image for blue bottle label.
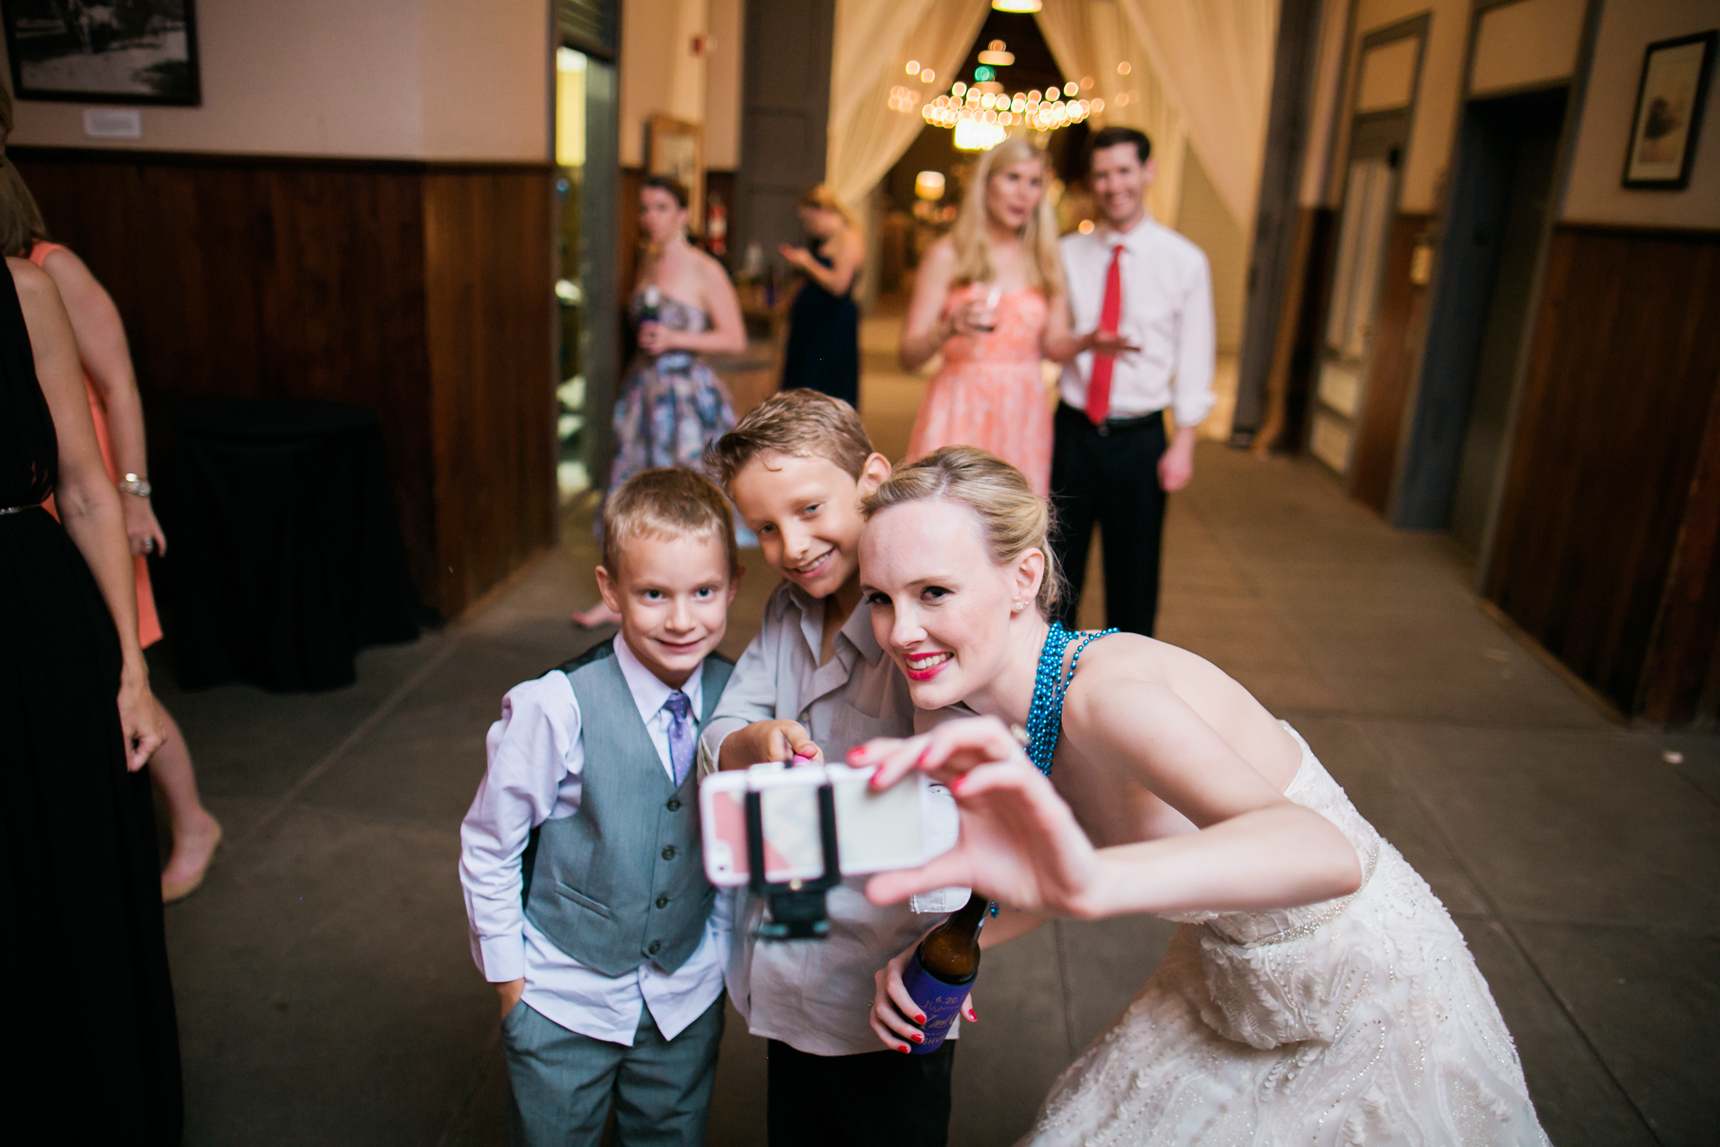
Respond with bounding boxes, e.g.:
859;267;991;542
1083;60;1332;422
899;952;973;1055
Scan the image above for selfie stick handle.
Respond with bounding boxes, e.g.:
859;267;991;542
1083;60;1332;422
745;773;840;940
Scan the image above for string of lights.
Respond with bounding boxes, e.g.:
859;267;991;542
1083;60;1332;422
893;43;1116;151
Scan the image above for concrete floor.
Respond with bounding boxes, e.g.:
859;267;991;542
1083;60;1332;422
152;354;1717;1145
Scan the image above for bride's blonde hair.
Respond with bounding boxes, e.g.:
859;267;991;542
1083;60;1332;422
862;445;1063;615
948;136;1065;297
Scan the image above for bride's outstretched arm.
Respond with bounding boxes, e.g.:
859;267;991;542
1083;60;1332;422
853;715;1362;920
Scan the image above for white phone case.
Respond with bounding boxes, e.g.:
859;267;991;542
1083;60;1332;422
699;763;937;887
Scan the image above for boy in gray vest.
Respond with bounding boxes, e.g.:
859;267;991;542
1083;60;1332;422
460;468;742;1147
700;391;968;1147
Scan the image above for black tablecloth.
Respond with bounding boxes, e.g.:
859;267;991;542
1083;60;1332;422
161;400;422;692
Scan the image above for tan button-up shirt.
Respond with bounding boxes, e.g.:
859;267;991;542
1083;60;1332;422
699;582;965;1056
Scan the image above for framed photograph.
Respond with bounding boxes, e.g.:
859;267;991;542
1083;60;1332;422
1;0;201;106
647;114;703;234
1623;30;1716;190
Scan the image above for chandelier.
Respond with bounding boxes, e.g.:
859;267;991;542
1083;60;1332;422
895;46;1100;151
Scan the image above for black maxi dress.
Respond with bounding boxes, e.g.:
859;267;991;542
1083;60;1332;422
0;262;183;1141
780;247;860;407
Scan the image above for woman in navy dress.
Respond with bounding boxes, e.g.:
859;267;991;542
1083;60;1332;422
1;244;182;1139
779;184;862;407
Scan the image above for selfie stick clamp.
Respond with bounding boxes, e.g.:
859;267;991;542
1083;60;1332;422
745;769;840;940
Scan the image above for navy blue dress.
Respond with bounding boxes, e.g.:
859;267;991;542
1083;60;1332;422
781;246;860;407
0;262;183;1143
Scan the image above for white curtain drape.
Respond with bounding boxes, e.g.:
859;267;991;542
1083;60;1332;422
1034;0;1187;226
826;0;990;212
1115;0;1278;227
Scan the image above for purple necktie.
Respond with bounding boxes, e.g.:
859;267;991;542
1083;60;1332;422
664;691;694;787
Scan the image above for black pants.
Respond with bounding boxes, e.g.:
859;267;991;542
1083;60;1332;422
1049;401;1168;636
766;1040;955;1147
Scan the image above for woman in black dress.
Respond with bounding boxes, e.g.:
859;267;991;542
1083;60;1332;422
778;184;863;407
1;244;182;1139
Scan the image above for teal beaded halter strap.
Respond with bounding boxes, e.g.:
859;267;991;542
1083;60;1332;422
1025;622;1117;776
986;623;1116;920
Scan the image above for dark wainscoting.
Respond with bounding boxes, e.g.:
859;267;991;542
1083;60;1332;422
1485;222;1720;720
423;171;557;614
1351;212;1433;515
10;147;556;619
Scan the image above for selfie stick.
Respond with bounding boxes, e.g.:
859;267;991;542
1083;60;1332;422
745;766;840;940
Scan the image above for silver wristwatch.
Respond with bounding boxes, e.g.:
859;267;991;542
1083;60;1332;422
118;473;152;498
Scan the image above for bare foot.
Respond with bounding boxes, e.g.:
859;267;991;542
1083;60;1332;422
162;812;223;904
570;601;621;629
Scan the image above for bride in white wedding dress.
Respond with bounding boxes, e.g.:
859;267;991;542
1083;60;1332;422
850;447;1549;1146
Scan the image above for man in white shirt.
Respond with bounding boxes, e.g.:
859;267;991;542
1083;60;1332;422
1053;126;1216;636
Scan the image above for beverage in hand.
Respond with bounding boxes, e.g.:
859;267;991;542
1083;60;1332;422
972;283;1002;332
898;892;987;1054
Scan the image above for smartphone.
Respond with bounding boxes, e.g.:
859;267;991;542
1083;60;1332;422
700;762;943;887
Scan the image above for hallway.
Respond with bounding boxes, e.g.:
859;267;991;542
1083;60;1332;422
152;427;1717;1145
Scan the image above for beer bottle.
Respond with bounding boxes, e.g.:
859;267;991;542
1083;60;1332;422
898;892;988;1054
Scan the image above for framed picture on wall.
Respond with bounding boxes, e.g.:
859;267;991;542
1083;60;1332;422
647;114;704;235
1622;29;1716;190
1;0;201;106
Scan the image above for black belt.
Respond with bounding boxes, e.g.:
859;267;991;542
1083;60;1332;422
1060;402;1163;437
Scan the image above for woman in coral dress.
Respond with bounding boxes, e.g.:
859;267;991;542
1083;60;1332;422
900;136;1090;497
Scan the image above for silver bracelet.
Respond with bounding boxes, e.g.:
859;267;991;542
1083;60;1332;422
117;473;152;498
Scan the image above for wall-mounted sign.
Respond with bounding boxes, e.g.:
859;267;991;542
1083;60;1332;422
2;0;200;106
1623;29;1716;190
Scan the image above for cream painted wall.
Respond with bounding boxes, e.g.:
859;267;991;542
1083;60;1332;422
420;0;549;160
1562;0;1720;228
1469;0;1585;95
620;0;707;167
706;0;743;168
3;0;548;160
1177;144;1249;352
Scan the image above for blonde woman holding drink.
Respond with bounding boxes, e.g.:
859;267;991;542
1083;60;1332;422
899;138;1127;497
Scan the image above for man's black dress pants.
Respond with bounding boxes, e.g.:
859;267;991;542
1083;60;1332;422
1049;400;1168;637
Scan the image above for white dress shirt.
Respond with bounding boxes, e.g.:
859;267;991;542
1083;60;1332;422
698;582;966;1056
1058;213;1217;429
459;635;730;1046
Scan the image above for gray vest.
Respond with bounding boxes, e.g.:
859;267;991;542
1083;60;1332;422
522;640;733;977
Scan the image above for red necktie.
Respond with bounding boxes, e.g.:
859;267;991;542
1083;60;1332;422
1086;244;1124;425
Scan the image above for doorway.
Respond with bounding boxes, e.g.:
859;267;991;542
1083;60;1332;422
1308;17;1426;479
1396;86;1567;543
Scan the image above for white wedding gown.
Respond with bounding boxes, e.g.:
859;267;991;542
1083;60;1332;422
1022;725;1550;1146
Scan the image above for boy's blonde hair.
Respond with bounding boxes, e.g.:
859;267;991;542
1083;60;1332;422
602;467;738;579
705;389;875;490
862;445;1063;615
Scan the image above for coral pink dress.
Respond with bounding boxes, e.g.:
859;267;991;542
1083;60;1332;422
32;241;163;648
907;286;1053;496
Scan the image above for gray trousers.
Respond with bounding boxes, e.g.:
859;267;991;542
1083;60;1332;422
502;996;725;1147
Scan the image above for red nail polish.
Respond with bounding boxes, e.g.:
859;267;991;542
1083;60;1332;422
898;1045;911;1054
909;1033;924;1043
915;1013;925;1024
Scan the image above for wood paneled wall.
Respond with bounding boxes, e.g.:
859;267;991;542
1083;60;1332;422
1351;213;1433;515
1485;223;1720;718
423;171;557;614
11;148;555;618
